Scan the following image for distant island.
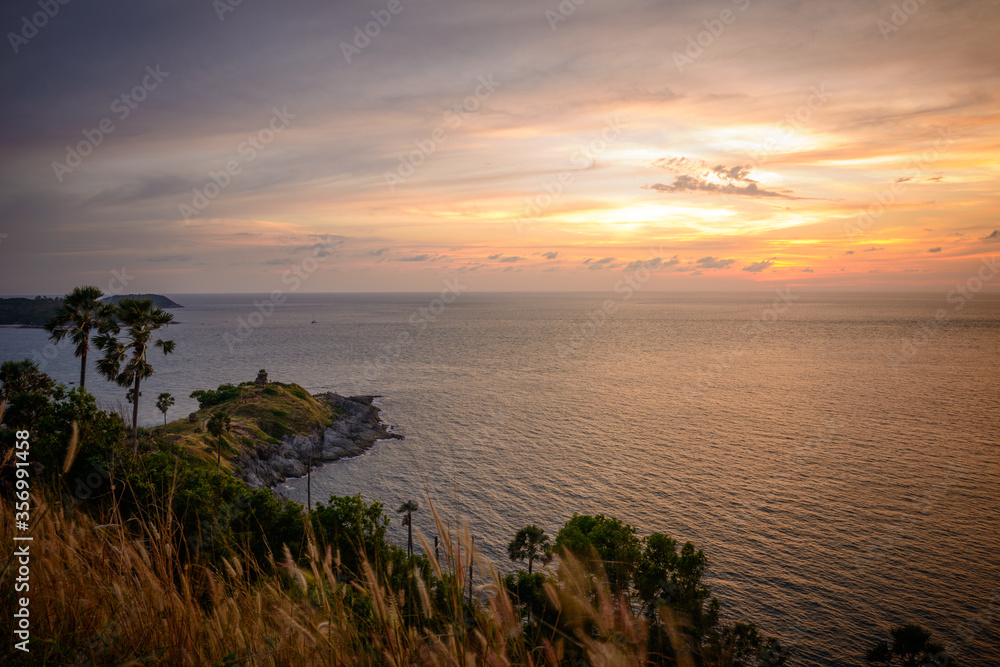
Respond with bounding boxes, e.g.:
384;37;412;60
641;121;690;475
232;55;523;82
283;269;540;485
0;293;181;326
0;295;62;326
103;293;183;309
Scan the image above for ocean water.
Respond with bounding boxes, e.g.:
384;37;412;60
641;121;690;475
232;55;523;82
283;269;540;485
2;291;998;665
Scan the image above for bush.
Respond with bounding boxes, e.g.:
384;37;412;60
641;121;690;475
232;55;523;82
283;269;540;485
190;383;242;409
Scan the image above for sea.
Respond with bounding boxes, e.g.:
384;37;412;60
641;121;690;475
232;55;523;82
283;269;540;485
2;291;998;665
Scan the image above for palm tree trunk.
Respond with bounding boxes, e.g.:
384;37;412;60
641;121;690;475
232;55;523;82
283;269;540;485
131;375;141;454
528;555;533;575
80;343;88;389
407;510;413;556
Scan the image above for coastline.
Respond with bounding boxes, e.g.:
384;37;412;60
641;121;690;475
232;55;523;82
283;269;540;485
235;392;403;489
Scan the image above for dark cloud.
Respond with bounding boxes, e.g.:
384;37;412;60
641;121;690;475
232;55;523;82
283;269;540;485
499;256;523;263
863;246;885;252
488;253;503;260
984;230;1000;242
645;176;796;199
927;247;942;253
803;267;814;273
542;251;559;260
742;258;776;273
398;254;434;262
696;256;735;269
845;250;855;255
370;248;390;256
647;156;798;199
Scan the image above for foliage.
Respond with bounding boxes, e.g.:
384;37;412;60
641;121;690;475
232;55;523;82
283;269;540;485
508;524;552;574
311;494;394;576
44;285;115;388
156;392;175;425
94;297;176;453
866;624;951;666
397;500;419;556
0;358;56;429
30;387;128;484
191;383;242;409
555;513;642;598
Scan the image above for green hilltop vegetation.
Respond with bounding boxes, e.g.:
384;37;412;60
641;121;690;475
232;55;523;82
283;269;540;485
159;379;335;471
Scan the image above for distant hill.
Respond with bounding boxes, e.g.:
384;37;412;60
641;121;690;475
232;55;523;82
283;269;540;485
0;296;62;326
103;294;183;308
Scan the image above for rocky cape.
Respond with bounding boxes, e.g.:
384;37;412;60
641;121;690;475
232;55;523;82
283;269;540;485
235;392;402;489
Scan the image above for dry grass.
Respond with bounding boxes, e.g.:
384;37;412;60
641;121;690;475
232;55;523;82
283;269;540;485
1;495;656;666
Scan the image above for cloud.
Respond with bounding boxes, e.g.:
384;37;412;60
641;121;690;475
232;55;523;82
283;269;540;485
927;247;942;253
488;253;503;260
802;267;814;273
646;157;798;199
398;254;434;262
542;251;559;260
645;176;796;199
142;254;191;262
742;258;776;273
984;230;1000;242
370;248;390;256
845;250;855;255
499;256;523;263
696;256;735;269
863;246;885;252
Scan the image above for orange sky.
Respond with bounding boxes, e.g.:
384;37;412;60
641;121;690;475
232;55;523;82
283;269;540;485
1;0;998;293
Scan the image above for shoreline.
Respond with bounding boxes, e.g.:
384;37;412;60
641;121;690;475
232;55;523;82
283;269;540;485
235;392;403;490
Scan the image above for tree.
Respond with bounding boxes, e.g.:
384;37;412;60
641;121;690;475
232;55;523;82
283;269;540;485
866;624;950;667
94;297;175;454
508;524;552;574
156;392;174;426
43;286;115;389
207;410;231;471
554;513;642;598
0;359;56;429
396;500;419;557
255;369;268;386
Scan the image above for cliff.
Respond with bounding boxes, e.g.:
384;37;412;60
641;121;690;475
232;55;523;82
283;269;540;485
158;381;402;489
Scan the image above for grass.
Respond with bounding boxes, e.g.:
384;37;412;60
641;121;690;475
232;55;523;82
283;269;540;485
157;383;335;472
1;491;657;666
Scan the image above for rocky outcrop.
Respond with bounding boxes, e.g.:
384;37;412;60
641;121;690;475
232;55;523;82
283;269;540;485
235;393;402;489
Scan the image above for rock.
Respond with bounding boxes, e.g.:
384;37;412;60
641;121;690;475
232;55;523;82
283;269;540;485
234;391;403;490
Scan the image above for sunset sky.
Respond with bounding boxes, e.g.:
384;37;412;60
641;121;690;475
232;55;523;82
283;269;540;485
1;0;998;293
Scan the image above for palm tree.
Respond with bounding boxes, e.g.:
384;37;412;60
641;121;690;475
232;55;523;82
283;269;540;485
207;410;231;471
156;392;174;426
508;524;552;574
94;298;175;454
866;623;948;666
44;286;116;389
396;501;419;557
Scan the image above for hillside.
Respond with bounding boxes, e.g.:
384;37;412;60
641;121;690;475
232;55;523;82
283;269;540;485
104;293;183;308
158;380;400;487
0;295;62;325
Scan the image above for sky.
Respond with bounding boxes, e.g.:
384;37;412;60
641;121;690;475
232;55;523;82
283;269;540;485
1;0;998;294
